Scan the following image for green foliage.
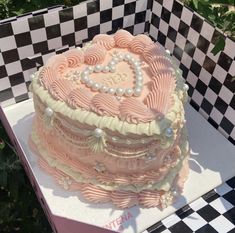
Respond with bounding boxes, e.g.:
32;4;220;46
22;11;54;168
0;0;83;19
182;0;235;55
0;122;52;233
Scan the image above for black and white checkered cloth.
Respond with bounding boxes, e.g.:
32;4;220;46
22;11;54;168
0;0;235;232
0;0;234;144
145;177;235;233
149;0;235;145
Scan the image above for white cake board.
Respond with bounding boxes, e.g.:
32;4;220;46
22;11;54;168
2;99;235;233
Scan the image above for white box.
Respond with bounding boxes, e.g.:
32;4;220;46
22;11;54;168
1;100;234;233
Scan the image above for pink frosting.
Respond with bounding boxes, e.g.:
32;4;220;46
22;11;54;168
130;34;153;54
111;191;138;209
149;58;173;76
151;71;176;92
81;184;111;203
84;44;106;65
143;43;165;62
63;49;84;68
91;93;120;117
131;167;169;185
38;66;58;89
49;79;74;101
46;54;68;75
119;98;157;123
145;73;175;115
114;29;134;48
93;34;115;50
67;88;92;110
138;190;162;208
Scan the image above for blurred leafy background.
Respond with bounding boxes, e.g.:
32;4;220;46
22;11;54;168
0;0;234;232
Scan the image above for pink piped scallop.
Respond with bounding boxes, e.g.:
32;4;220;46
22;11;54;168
67;88;93;110
63;49;84;68
91;93;120;117
38;66;58;89
46;54;68;75
81;184;111;203
139;190;162;208
145;72;176;114
84;44;106;65
151;71;176;92
114;29;134;48
119;98;157;123
143;43;165;62
130;34;153;53
111;190;138;209
93;34;115;50
149;58;173;76
49;79;74;101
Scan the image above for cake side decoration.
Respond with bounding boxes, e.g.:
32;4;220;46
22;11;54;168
29;29;190;209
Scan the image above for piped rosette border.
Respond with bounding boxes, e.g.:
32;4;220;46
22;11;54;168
35;29;188;125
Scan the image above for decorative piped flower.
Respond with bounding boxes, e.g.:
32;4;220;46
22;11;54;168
114;29;134;48
93;34;115;50
84;44;107;65
88;128;106;153
64;49;84;68
46;54;68;75
130;34;153;54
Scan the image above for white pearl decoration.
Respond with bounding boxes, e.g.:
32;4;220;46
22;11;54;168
165;127;173;137
103;66;110;73
183;83;189;91
116;87;125;96
93;128;103;138
45;107;53;117
108;87;116;95
80;52;144;97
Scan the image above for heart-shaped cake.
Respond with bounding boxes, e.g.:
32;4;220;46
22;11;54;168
29;29;190;209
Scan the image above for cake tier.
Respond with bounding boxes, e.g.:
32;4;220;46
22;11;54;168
29;30;190;209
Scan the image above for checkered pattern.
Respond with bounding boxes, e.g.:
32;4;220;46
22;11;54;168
149;0;235;145
0;0;234;144
146;177;235;233
0;1;235;232
0;0;150;107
